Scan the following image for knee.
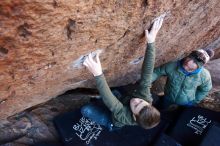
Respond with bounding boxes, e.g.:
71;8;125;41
99;117;107;124
81;104;93;117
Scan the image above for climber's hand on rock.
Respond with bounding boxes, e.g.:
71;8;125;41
83;52;103;76
146;16;164;43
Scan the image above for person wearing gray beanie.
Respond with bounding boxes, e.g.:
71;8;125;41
151;48;214;109
189;49;215;68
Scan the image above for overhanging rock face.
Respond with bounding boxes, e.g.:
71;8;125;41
0;0;220;120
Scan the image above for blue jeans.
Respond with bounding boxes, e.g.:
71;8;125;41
81;89;122;131
81;103;113;130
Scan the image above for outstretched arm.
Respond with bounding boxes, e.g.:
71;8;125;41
83;53;123;113
133;17;164;103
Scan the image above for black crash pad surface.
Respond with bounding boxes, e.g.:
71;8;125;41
167;107;220;146
53;107;220;146
153;133;182;146
54;109;170;146
199;122;220;146
33;142;64;146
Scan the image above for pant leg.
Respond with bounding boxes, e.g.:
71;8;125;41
151;93;160;106
81;103;112;129
152;94;173;110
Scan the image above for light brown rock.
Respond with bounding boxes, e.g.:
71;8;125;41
205;58;220;91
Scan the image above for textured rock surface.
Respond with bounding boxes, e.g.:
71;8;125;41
0;0;220;119
205;58;220;91
0;91;90;145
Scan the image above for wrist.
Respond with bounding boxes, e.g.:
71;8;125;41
93;72;103;77
147;42;155;45
147;39;155;43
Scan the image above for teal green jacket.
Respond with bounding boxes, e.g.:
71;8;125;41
95;43;155;127
152;61;212;105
